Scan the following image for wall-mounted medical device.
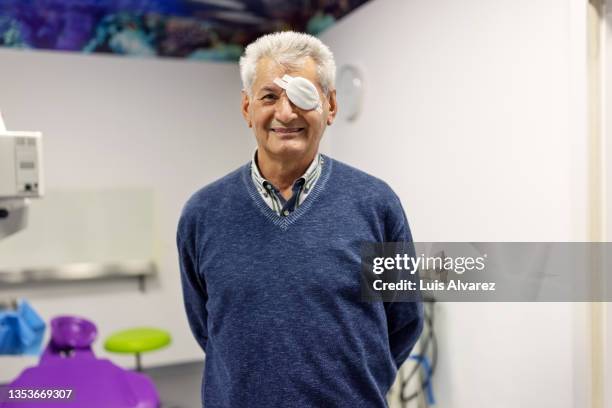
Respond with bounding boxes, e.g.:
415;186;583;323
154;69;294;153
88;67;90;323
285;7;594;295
0;131;43;198
0;111;43;240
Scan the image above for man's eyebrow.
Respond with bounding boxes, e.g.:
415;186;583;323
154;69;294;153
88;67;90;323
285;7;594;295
257;86;280;94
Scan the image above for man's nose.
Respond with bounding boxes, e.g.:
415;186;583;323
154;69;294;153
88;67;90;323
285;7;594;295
275;93;298;123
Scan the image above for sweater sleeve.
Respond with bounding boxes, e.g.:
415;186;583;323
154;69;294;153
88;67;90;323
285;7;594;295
383;192;424;368
177;211;209;353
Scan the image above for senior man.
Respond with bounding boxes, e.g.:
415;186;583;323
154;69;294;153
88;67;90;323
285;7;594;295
177;31;423;407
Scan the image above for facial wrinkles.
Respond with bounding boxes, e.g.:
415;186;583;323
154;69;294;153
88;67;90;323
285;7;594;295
251;87;302;129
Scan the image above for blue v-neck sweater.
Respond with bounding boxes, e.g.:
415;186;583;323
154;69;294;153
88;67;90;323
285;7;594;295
177;156;423;408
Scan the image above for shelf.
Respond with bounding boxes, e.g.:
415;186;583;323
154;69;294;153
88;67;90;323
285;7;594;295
0;260;156;291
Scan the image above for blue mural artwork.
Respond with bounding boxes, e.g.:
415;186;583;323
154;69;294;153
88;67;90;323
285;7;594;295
0;0;369;61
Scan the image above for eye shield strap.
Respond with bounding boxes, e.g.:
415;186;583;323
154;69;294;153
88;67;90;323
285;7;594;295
273;74;323;113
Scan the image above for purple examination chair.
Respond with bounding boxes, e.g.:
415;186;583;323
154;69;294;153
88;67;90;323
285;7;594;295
1;316;159;408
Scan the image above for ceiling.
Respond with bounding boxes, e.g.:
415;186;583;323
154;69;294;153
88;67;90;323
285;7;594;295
0;0;370;61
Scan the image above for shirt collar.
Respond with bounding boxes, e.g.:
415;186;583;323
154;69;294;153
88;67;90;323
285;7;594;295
250;149;321;189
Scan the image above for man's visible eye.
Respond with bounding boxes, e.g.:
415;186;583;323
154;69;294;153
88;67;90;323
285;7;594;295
260;94;278;101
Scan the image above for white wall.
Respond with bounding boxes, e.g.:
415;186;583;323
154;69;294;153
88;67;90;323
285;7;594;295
321;0;589;407
0;49;254;381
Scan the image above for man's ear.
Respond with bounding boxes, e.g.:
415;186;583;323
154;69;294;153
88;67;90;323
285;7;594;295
326;89;338;126
241;90;252;127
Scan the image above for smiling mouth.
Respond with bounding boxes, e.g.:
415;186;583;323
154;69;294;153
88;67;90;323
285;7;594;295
271;127;305;134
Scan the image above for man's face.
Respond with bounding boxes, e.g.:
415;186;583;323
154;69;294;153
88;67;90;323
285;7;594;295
241;56;337;162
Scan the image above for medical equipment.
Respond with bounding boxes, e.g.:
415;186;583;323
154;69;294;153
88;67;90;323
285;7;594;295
105;327;171;372
0;299;46;355
273;74;323;113
1;316;160;408
0;112;169;407
398;299;437;408
0;111;44;240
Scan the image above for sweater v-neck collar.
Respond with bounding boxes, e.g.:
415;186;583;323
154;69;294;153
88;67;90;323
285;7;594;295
241;154;333;231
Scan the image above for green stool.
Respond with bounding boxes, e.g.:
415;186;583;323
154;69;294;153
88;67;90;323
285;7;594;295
104;327;171;371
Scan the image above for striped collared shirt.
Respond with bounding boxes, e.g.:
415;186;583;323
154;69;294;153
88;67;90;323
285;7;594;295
250;150;323;217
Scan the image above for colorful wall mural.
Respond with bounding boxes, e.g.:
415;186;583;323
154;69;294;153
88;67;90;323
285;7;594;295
0;0;369;61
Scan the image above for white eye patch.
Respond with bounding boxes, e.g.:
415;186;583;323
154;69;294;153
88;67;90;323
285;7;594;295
273;74;322;113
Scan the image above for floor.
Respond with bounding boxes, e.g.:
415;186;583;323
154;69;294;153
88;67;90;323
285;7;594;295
144;360;204;408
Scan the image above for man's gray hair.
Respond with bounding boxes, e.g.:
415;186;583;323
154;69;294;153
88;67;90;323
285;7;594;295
239;31;336;98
